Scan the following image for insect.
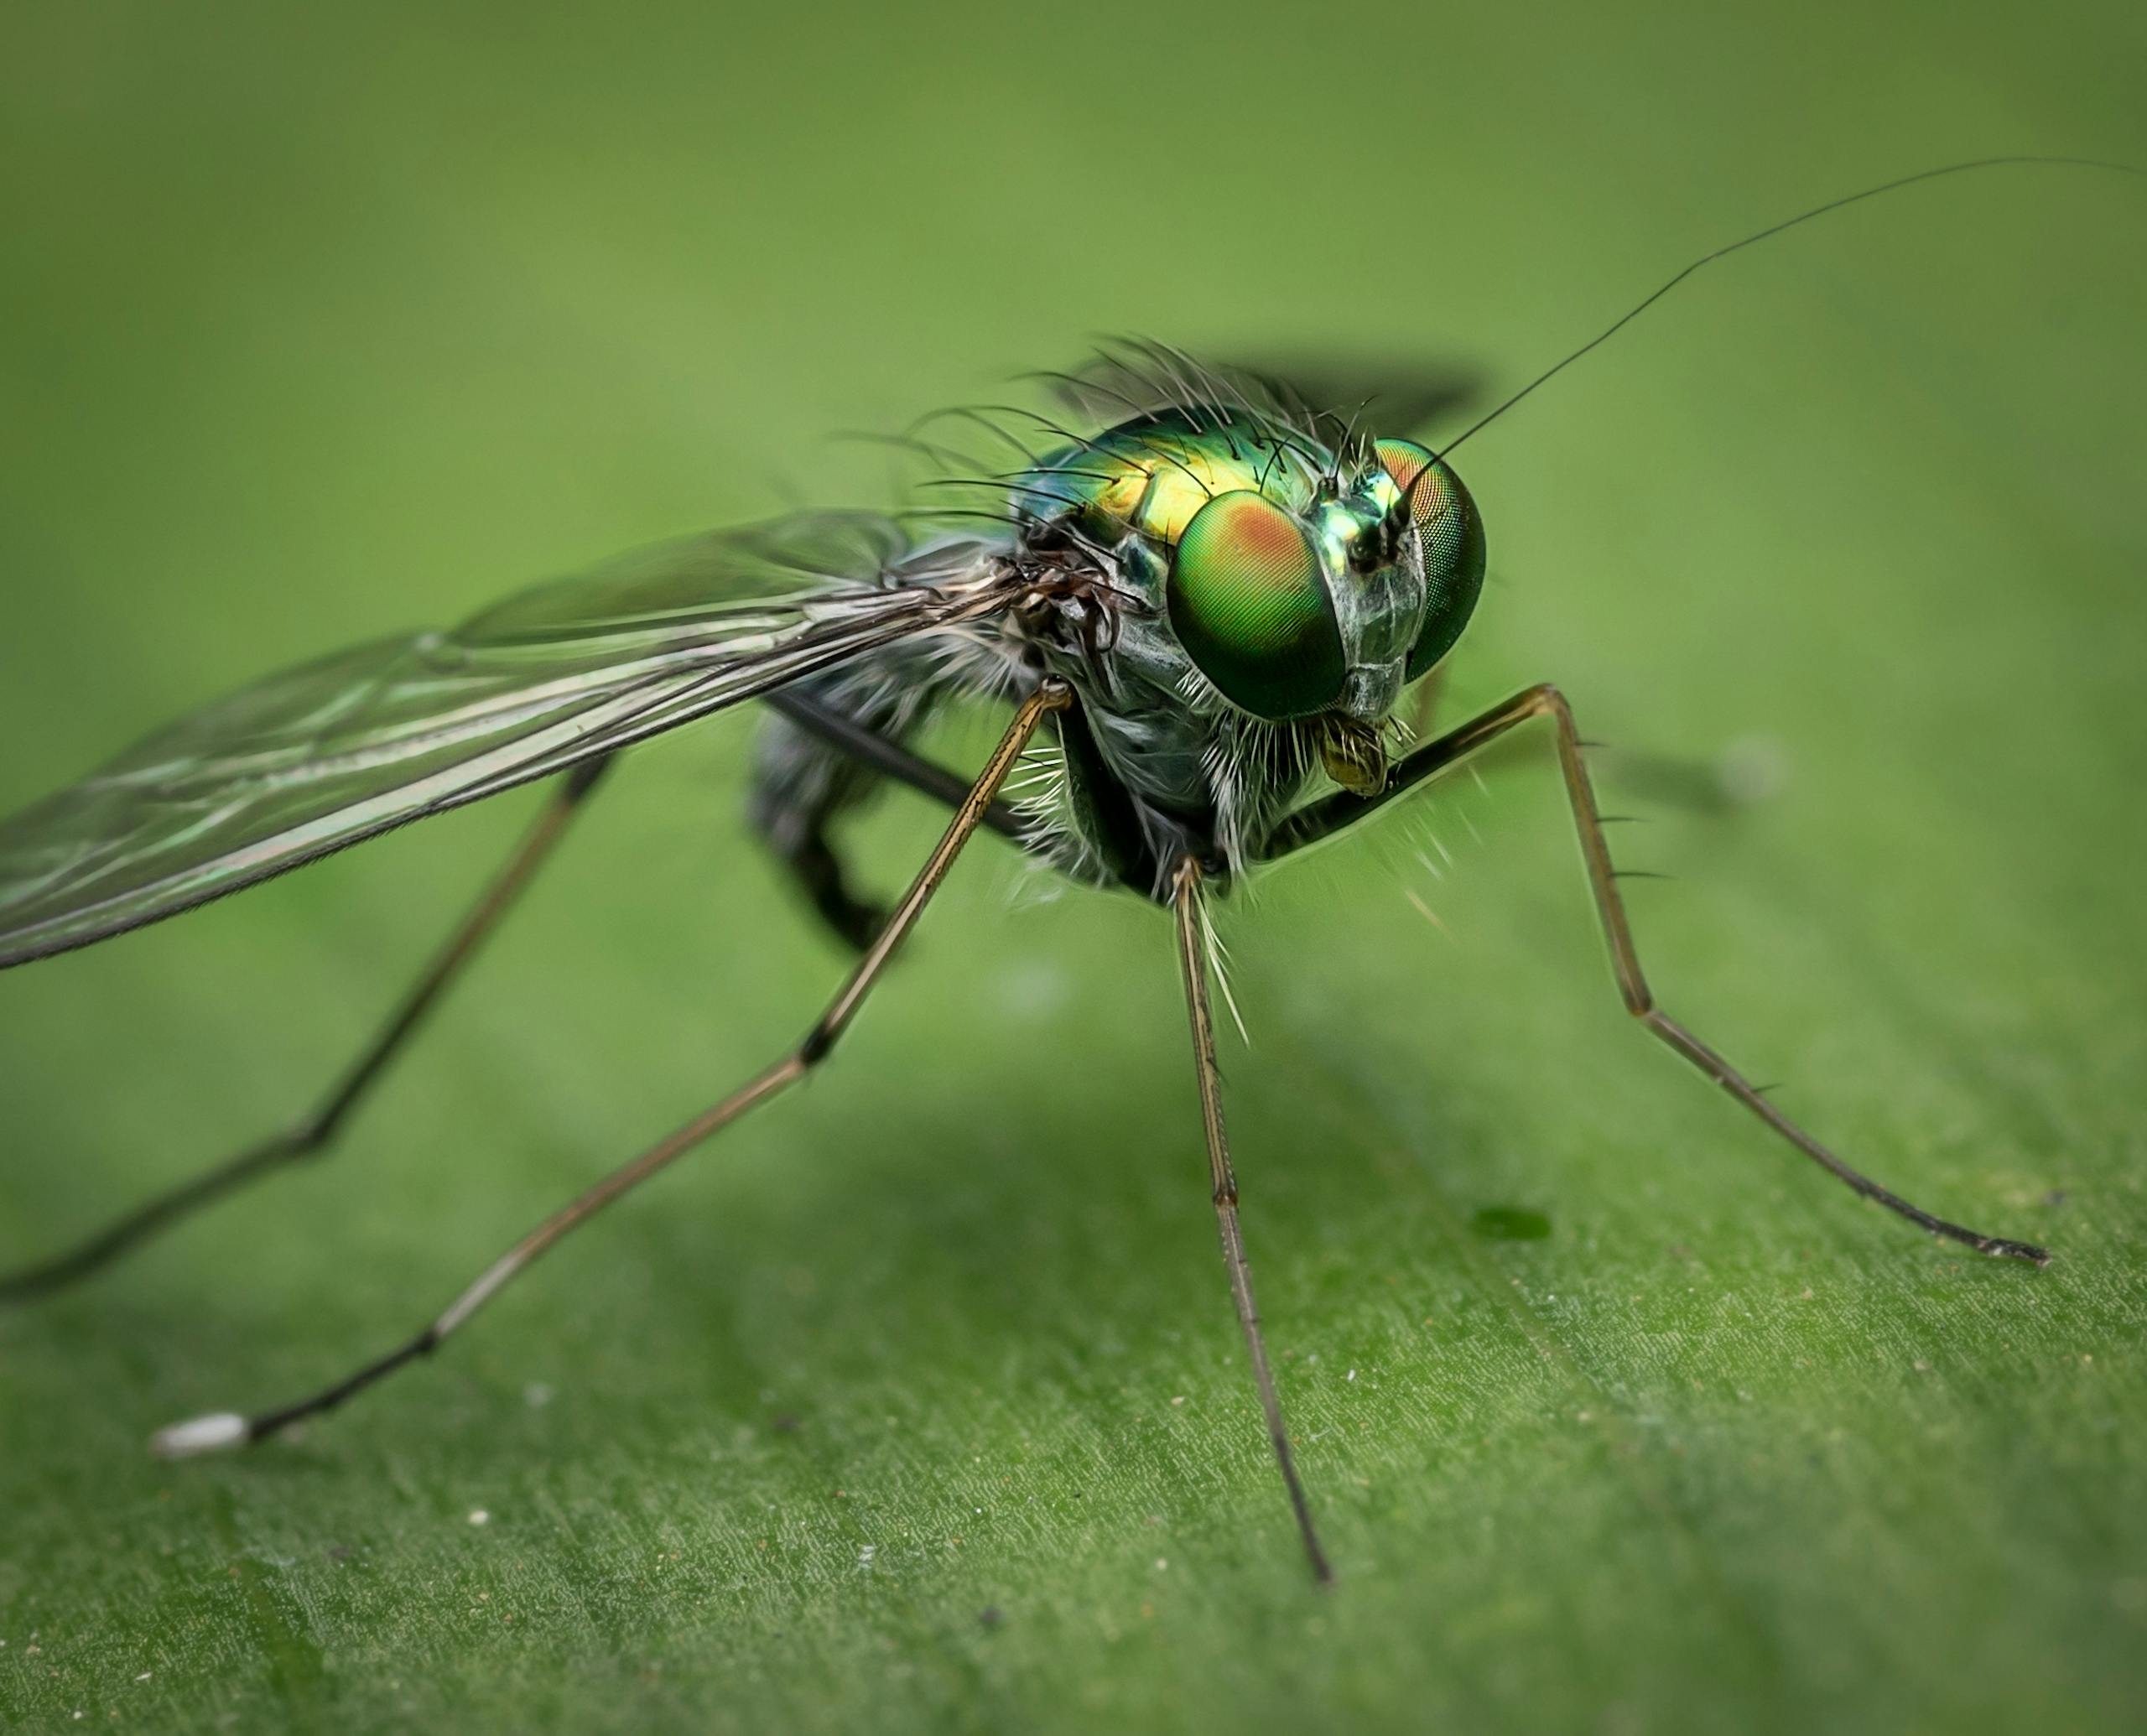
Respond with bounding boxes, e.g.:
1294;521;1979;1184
1;158;2130;1583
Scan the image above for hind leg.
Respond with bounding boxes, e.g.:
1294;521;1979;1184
2;757;613;1301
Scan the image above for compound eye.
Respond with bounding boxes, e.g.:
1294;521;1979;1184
1166;491;1345;720
1376;438;1488;680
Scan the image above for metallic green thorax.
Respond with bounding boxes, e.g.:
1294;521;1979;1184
1014;413;1310;555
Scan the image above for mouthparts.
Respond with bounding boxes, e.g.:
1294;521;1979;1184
1318;715;1388;797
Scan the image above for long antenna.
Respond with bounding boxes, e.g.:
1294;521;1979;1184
1434;155;2144;461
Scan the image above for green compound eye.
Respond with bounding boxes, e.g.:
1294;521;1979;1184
1376;438;1488;680
1167;491;1346;720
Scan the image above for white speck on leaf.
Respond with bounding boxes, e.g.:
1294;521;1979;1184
150;1411;247;1459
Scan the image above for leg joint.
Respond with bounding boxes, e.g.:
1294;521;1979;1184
286;1120;337;1156
1521;681;1570;723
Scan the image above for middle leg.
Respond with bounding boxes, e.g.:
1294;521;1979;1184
153;679;1072;1457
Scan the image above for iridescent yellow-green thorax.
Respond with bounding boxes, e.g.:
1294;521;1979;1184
1022;415;1311;554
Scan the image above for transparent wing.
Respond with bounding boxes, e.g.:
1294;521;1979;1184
0;512;1017;967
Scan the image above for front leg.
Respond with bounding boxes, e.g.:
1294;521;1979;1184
1171;856;1332;1583
1263;683;2048;1266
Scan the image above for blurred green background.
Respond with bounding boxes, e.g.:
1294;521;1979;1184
3;3;2143;1731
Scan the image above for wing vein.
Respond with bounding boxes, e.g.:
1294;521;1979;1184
0;515;1024;967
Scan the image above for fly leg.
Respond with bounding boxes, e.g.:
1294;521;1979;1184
0;757;614;1304
150;681;1069;1458
772;823;885;953
751;676;945;951
1171;855;1333;1583
1263;684;2048;1266
1405;666;1757;818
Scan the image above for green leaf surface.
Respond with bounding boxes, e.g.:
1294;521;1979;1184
3;3;2143;1732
